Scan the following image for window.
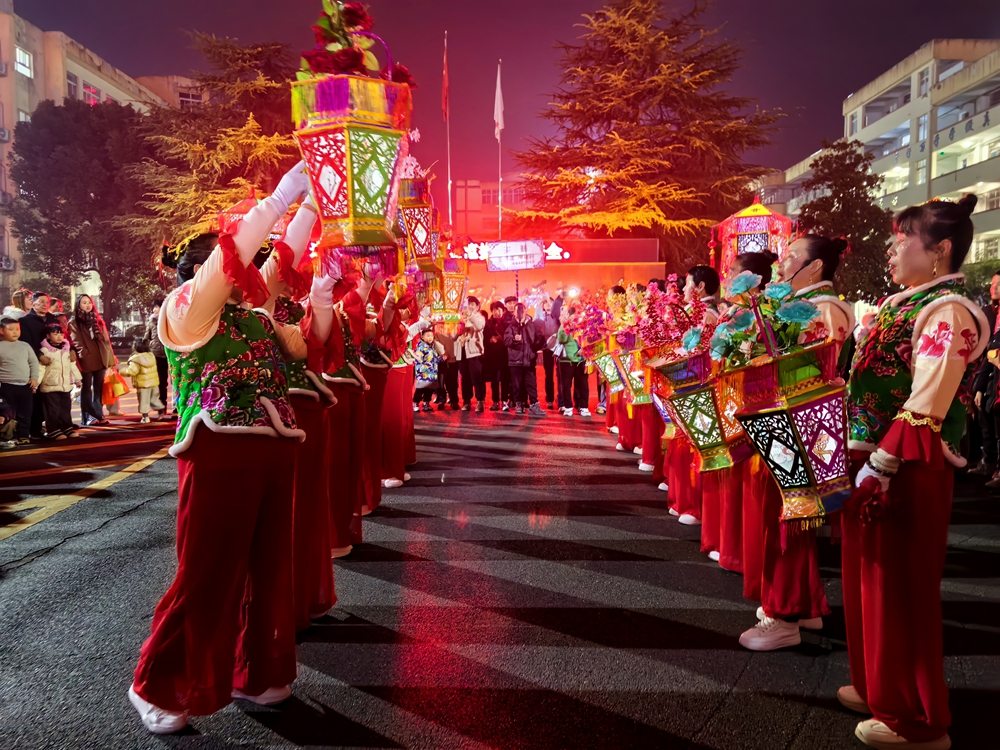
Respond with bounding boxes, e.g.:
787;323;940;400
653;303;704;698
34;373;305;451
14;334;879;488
901;132;911;148
918;114;929;141
987;189;1000;212
990;89;1000;108
988;139;1000;160
83;82;100;105
17;110;30;123
916;159;928;185
66;72;78;100
980;237;1000;260
14;47;32;78
105;95;118;105
849;113;858;136
178;91;202;108
918;68;930;98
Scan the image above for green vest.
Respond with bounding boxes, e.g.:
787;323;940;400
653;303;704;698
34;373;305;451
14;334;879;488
166;302;300;454
848;276;977;454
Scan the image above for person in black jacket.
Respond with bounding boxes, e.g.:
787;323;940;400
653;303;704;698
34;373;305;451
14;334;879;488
18;292;57;439
483;301;511;411
503;304;546;417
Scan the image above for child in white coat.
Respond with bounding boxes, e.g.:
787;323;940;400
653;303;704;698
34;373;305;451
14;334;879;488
38;323;81;439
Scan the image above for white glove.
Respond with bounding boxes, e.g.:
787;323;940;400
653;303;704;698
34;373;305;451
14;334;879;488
309;271;338;310
270;161;311;215
383;283;396;309
855;462;890;494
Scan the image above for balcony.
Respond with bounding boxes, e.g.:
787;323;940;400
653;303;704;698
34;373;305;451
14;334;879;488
971;206;1000;235
931;154;1000;195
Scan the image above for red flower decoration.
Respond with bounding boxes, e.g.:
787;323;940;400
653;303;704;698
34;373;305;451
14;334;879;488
331;47;366;74
380;63;417;88
342;3;374;30
312;25;333;45
302;48;338;74
916;321;953;360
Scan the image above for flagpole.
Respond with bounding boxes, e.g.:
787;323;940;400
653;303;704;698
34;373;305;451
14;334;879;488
498;58;502;243
445;31;453;228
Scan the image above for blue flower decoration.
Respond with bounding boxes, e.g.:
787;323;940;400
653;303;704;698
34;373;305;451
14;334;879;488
730;309;755;331
709;334;729;361
714;322;733;341
775;300;820;324
682;327;702;352
764;281;793;301
727;271;761;296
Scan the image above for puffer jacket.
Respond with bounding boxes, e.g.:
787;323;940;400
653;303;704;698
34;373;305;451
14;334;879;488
38;339;82;393
125;351;159;389
503;316;540;367
456;310;486;359
145;313;166;359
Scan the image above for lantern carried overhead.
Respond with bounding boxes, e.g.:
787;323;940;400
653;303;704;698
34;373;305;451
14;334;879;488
711;197;794;275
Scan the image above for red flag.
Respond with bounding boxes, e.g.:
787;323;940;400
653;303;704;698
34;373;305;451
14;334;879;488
442;31;449;122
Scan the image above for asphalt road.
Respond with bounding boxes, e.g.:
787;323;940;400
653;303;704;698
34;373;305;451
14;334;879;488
0;405;997;749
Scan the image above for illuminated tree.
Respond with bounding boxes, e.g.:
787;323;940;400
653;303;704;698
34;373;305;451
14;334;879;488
120;34;300;248
512;0;778;270
4;100;157;323
797;139;895;302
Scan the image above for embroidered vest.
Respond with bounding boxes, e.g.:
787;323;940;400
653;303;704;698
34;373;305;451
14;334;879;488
167;304;297;451
272;296;316;395
848;277;975;453
325;318;362;382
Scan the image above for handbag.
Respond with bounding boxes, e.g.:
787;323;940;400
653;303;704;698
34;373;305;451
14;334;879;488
102;368;130;405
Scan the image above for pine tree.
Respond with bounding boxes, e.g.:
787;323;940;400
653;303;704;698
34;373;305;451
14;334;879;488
797;139;895;302
512;0;778;270
121;34;300;249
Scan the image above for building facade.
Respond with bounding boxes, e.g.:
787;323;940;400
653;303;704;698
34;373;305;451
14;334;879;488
761;39;1000;264
0;0;203;311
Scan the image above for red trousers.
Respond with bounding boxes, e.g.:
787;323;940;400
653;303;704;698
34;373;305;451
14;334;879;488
759;473;829;618
718;461;745;573
701;470;722;554
326;382;365;549
741;455;768;602
615;397;641;452
666;435;701;518
290;395;336;632
404;367;416;467
133;429;297;715
361;364;389;512
381;365;411;482
637;403;665;482
843;459;952;743
605;390;618;430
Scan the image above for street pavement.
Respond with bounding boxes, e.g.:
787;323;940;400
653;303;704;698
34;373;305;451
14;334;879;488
0;402;997;749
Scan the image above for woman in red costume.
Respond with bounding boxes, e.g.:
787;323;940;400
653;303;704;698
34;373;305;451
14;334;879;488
841;196;984;750
129;164;337;733
738;235;854;650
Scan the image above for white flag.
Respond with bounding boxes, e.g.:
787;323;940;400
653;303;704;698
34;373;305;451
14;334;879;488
494;62;504;142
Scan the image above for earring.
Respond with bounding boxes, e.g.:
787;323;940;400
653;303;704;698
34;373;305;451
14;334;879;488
933;255;940;278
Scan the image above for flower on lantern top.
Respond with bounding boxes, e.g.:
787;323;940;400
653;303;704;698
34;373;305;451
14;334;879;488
342;2;374;30
300;2;384;78
763;281;794;301
381;63;418;88
727;271;761;297
730;309;755;332
775;300;821;325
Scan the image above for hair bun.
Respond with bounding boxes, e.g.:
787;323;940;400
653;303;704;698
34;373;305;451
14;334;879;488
958;193;978;217
761;251;779;264
160;244;178;269
831;237;850;257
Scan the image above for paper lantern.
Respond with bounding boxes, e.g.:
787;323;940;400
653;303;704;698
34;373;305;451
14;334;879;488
398;177;440;270
292;75;412;248
734;342;851;527
650;351;750;472
612;348;652;406
712;197;794;274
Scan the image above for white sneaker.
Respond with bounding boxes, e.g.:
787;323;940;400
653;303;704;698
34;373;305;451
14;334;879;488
128;685;188;734
413;403;420;412
739;617;802;651
855;719;951;749
140;416;151;424
403;472;411;481
609;425;619;434
638;461;655;472
579;408;591;417
383;478;404;488
331;545;353;558
562;408;574;416
660;483;671;493
708;550;720;562
754;606;822;630
668;508;679;516
632;446;643;455
679;513;701;526
232;685;292;706
837;685;871;715
615;442;627;452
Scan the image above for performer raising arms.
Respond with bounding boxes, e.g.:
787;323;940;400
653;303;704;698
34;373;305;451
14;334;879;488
130;163;325;733
844;195;984;750
739;235;854;650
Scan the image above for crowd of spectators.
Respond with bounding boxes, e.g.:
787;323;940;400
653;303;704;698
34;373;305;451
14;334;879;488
0;288;171;449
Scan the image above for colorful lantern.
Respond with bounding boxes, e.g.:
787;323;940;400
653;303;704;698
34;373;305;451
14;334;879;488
712;197;794;274
292;75;413;248
734;342;851;528
398;177;440;270
650;351;751;471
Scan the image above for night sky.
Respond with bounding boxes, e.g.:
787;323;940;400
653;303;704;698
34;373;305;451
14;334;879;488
20;0;1000;200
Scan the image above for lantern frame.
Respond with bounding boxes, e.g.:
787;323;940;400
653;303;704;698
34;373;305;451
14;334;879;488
712;197;794;275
